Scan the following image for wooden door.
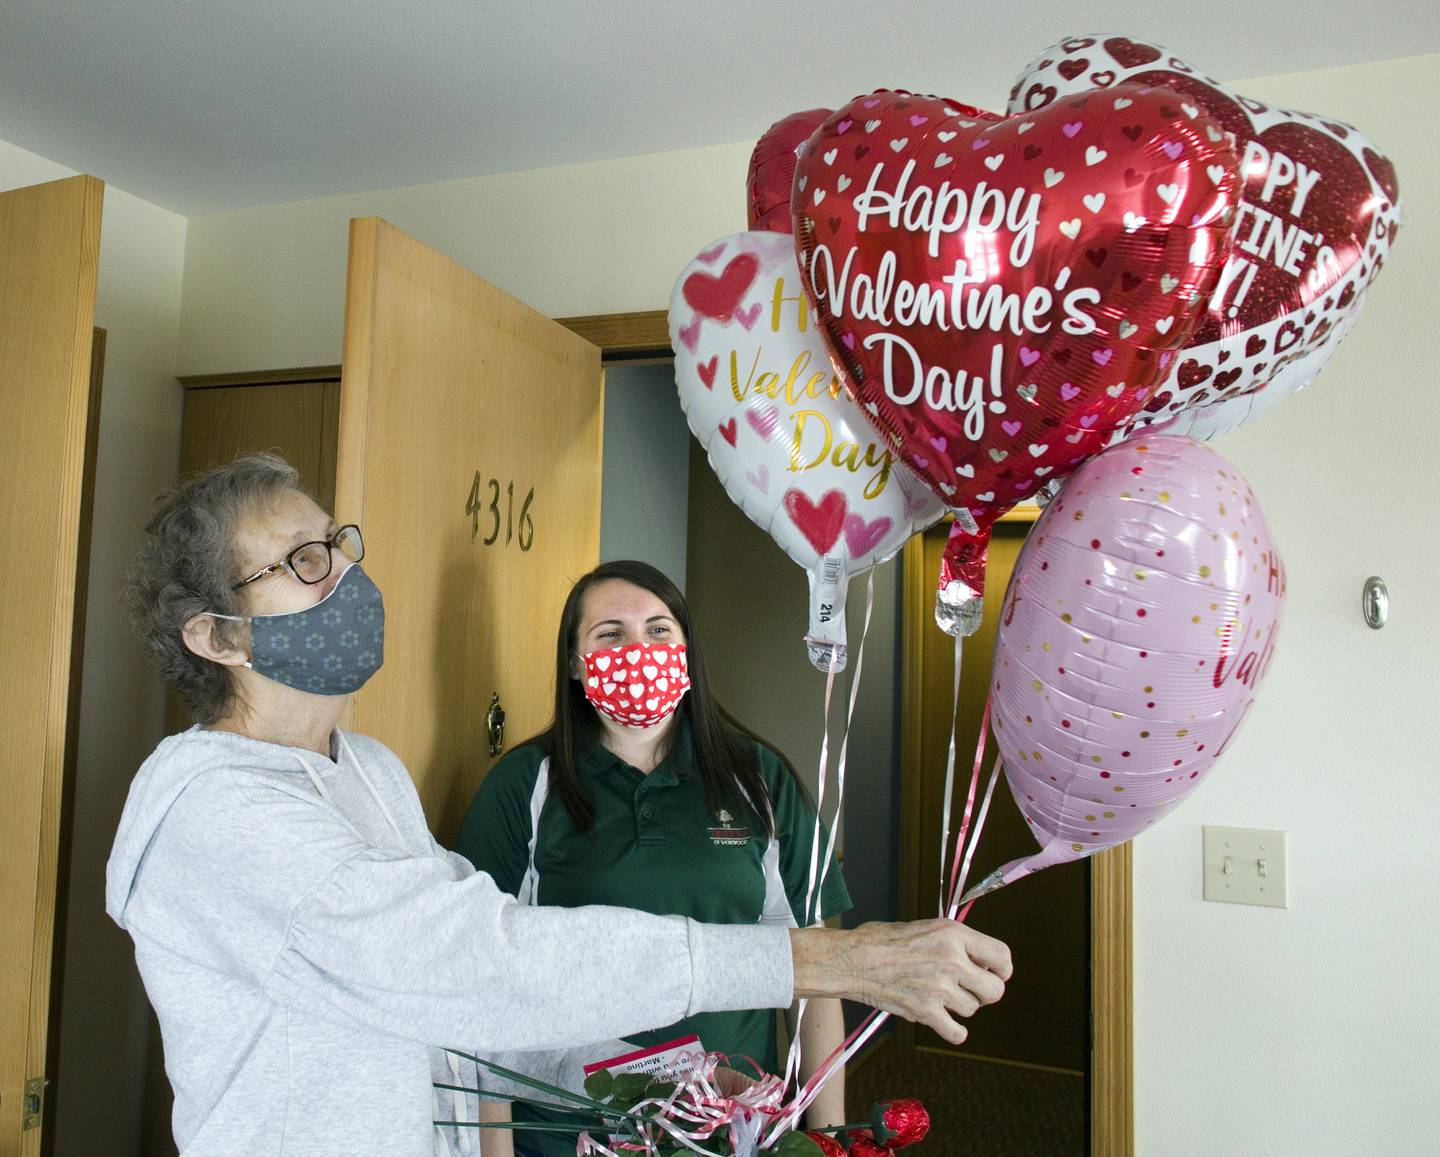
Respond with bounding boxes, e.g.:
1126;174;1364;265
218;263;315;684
0;175;103;1154
179;378;341;513
338;217;604;842
899;515;1090;1068
166;377;342;736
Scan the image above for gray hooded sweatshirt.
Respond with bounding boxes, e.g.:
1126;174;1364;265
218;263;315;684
105;727;794;1155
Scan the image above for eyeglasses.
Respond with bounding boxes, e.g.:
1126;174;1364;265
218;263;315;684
232;525;364;591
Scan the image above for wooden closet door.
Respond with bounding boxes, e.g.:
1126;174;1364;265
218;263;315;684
167;379;341;736
338;217;604;842
0;174;103;1154
179;379;341;512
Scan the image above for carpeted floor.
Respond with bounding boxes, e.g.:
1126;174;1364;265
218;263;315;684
844;1040;1085;1156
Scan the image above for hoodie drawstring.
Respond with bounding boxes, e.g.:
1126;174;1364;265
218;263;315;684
292;733;407;851
337;731;407;849
296;755;337;808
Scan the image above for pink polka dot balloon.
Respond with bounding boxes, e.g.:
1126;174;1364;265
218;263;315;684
965;434;1285;901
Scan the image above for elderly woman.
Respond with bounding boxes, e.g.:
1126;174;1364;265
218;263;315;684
109;454;1011;1157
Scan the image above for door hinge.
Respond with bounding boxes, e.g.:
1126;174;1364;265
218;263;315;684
23;1076;46;1130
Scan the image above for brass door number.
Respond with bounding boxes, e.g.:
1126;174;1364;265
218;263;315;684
486;692;506;757
466;473;534;549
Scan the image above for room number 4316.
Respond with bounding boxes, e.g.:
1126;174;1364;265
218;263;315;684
466;472;534;550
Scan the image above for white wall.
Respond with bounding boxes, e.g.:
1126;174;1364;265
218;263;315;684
1131;54;1440;1157
159;48;1440;1156
1;138;188;1156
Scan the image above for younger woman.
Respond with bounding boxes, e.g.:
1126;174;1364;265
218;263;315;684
457;561;854;1157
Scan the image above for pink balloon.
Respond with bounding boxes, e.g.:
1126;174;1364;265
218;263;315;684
965;435;1285;901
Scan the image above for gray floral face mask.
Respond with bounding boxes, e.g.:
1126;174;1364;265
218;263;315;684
206;564;384;695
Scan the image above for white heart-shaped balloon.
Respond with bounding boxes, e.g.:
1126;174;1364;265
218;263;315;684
671;230;945;672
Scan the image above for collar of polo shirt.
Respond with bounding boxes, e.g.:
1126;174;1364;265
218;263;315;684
577;716;698;780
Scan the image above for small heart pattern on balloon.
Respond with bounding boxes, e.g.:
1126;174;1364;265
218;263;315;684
669;230;945;669
967;434;1285;900
792;86;1243;631
682;252;761;323
1010;36;1401;440
783;487;847;554
1158;325;1354;441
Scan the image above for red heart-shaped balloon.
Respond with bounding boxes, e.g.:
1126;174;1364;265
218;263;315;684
1011;38;1401;442
1123;73;1379;347
792;86;1242;630
747;108;833;233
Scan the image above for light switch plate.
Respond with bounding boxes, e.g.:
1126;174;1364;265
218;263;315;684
1203;826;1287;908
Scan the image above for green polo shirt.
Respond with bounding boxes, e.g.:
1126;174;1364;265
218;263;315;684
454;719;850;1156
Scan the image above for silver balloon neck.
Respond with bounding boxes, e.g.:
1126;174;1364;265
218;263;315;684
959;866;1008;907
936;580;984;637
805;638;848;673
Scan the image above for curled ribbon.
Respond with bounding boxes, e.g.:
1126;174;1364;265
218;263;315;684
578;1050;788;1156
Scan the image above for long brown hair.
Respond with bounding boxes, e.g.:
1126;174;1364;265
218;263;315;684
531;560;802;836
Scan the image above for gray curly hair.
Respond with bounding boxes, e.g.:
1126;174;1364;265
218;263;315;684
125;453;303;724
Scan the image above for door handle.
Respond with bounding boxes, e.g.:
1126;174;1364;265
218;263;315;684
486;691;506;757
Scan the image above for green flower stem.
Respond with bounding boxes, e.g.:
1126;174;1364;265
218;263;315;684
433;1121;619;1132
442;1048;637;1118
808;1121;871;1133
431;1082;604;1116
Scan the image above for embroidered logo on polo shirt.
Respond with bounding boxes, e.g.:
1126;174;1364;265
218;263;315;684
707;808;751;847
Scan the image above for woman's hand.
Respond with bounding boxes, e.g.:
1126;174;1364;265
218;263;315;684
788;919;1012;1045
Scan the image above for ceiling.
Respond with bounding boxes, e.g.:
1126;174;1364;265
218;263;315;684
3;0;1435;215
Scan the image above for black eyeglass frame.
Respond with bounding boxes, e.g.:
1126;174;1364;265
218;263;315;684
231;524;364;591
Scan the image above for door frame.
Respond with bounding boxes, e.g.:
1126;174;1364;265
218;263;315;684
556;311;671;358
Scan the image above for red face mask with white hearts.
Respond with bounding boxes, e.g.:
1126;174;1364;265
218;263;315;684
581;642;691;729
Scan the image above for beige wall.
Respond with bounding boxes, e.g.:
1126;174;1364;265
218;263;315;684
176;141;753;374
0;140;187;1154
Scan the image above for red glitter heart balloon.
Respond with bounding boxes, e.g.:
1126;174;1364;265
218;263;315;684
1011;37;1401;442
